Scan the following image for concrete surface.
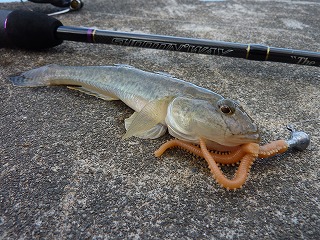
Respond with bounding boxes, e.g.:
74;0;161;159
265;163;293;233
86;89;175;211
1;0;319;239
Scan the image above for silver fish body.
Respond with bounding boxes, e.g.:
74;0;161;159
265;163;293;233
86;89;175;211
10;64;260;147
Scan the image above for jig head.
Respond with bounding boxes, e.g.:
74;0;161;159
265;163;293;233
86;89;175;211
286;125;310;151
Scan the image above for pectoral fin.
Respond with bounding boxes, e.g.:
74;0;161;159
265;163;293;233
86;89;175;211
122;97;173;139
125;113;167;139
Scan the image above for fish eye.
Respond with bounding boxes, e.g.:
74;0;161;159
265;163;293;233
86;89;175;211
220;105;232;114
217;99;236;115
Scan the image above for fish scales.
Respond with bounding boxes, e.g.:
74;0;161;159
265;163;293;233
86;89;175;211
12;64;222;111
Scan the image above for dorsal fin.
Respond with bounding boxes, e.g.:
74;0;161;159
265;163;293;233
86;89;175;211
114;64;135;69
155;71;176;78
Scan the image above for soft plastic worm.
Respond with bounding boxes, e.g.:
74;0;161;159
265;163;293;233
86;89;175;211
155;138;290;190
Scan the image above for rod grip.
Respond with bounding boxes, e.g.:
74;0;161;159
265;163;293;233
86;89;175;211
0;10;63;49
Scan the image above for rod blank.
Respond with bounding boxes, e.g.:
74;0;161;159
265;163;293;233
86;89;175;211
57;26;320;67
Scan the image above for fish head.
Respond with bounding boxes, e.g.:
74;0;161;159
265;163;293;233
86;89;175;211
165;97;260;147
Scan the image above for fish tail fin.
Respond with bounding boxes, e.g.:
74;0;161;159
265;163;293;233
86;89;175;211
9;64;59;87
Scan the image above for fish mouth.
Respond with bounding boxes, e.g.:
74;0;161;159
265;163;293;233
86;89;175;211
224;132;261;146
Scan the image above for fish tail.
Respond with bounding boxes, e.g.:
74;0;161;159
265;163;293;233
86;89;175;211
9;64;59;87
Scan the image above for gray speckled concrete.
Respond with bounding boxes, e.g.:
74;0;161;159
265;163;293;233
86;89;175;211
1;0;319;239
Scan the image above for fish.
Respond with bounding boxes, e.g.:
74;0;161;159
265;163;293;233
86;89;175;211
9;64;260;150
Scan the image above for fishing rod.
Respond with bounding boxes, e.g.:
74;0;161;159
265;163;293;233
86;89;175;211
1;10;319;67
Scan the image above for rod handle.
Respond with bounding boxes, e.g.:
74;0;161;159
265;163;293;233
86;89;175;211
0;10;63;49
